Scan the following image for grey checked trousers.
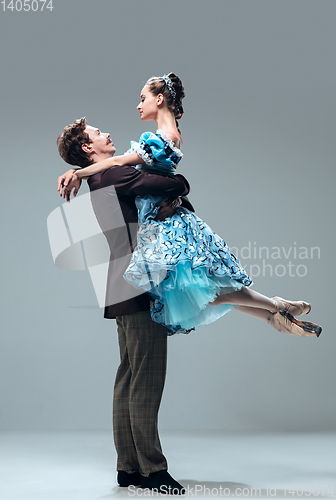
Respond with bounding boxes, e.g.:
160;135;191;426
113;310;168;476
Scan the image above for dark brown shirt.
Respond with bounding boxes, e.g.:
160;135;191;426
87;165;193;319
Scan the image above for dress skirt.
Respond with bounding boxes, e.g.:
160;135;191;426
124;195;253;335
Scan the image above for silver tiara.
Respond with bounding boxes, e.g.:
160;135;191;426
161;74;176;99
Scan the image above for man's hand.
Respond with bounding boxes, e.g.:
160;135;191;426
62;174;82;203
57;169;76;196
155;196;195;221
155;197;182;221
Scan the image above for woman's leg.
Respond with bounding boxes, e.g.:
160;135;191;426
210;286;309;316
211;287;275;309
235;305;273;323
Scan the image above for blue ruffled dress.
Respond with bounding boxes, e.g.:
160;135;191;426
124;130;253;335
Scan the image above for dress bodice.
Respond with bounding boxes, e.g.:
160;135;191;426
125;130;184;222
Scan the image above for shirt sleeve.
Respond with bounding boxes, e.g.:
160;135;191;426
95;164;190;198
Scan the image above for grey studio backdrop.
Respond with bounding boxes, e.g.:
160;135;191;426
0;0;335;432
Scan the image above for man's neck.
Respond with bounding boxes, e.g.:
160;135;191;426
92;153;115;164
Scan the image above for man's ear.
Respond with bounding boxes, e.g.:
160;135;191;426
82;143;93;154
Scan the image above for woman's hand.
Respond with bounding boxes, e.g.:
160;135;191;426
57;169;76;196
62;173;82;203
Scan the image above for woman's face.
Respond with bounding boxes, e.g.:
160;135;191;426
137;86;161;121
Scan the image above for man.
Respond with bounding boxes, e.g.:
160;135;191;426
56;118;193;495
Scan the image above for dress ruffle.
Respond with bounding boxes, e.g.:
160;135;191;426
127;131;182;177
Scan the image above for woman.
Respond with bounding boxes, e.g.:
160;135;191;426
58;73;322;337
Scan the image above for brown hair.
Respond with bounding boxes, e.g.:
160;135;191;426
145;73;185;134
56;117;93;167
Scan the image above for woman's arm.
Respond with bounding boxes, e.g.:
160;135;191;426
75;152;144;179
58;152;145;201
57;168;76;196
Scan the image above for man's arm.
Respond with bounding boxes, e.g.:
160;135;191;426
90;164;190;198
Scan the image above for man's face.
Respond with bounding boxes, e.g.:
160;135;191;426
84;125;116;159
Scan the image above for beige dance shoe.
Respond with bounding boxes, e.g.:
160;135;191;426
268;310;322;337
272;296;311;316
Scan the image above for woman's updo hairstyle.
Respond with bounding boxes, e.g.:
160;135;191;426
145;72;185;134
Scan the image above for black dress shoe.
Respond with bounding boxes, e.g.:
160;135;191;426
117;471;141;487
139;470;185;495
